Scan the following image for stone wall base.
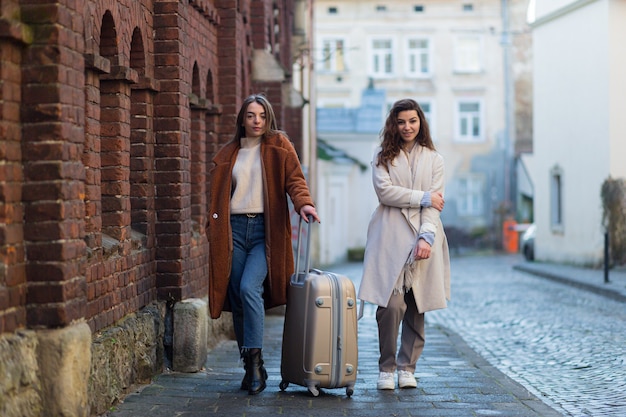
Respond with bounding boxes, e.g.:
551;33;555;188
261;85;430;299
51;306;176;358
0;322;92;417
39;323;92;417
0;301;234;417
0;330;41;417
173;298;208;372
89;302;166;416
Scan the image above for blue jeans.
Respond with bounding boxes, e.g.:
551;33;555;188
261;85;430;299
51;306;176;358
228;214;268;350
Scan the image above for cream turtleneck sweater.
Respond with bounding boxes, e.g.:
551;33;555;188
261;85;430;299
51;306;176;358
230;137;264;214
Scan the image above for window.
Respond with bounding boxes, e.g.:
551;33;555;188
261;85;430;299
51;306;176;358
320;39;346;72
457;175;484;216
550;166;564;231
414;5;424;12
455;100;483;142
420;101;432;123
406;38;431;77
370;38;394;77
454;35;482;73
419;100;435;139
463;3;474;12
375;5;387;11
328;7;338;14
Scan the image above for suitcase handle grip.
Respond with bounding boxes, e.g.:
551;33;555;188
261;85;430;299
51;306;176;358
293;214;313;282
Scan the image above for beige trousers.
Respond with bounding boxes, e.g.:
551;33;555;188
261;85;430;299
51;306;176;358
376;289;425;373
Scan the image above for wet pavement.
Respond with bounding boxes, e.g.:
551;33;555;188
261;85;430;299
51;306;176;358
103;254;626;417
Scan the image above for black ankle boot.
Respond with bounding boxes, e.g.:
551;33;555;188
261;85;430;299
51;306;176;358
240;374;249;391
239;348;249;391
242;348;267;395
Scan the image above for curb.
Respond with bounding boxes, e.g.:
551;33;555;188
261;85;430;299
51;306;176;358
513;263;626;303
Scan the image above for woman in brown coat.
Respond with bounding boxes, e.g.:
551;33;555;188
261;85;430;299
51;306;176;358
206;94;320;394
358;99;450;390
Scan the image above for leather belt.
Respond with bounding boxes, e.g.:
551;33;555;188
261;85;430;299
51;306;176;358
232;213;262;218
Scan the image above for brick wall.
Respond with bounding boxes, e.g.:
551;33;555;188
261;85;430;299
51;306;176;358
20;0;88;328
0;0;301;336
0;0;29;334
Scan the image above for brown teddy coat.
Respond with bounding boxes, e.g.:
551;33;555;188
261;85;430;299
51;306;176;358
205;132;315;319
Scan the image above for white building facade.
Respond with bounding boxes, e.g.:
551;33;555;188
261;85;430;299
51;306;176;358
529;0;626;266
314;0;524;265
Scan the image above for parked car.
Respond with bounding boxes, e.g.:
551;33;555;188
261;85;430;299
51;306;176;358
521;224;535;261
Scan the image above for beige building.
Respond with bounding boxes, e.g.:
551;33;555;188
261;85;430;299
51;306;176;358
314;0;532;264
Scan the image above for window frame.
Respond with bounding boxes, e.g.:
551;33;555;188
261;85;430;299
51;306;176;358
419;99;436;141
454;98;484;142
457;174;485;217
550;165;564;232
453;34;484;74
318;37;348;74
405;37;433;78
368;37;395;78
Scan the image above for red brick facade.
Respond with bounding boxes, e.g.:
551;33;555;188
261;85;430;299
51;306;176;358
0;0;304;335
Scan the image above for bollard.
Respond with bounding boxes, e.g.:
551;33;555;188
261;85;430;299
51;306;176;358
604;232;610;283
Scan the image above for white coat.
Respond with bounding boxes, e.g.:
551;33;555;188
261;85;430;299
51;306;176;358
358;145;451;313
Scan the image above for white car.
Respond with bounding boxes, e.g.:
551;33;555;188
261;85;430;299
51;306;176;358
521;224;535;261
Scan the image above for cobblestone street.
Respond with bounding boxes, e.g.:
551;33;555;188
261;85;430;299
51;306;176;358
347;254;626;416
105;253;625;417
409;254;625;417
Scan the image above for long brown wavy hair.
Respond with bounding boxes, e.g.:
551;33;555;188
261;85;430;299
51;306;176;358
231;94;281;142
377;99;435;167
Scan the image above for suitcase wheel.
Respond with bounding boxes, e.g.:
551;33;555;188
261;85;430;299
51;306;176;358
306;382;320;397
346;387;354;397
279;380;289;391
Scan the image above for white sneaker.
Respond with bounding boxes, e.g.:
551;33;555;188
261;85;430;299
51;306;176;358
398;370;417;388
377;371;395;390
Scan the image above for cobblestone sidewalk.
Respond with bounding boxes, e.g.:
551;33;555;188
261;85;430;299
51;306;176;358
105;304;561;417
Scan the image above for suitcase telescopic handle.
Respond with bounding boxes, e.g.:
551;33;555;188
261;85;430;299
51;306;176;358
293;214;313;282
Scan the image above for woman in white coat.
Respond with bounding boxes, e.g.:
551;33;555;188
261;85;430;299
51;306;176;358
358;99;451;390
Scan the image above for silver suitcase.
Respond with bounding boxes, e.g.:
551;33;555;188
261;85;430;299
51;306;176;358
279;216;358;397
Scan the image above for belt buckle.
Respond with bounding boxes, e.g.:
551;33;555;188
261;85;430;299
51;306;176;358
246;213;257;218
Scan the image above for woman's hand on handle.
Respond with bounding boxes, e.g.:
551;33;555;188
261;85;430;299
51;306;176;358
300;205;321;223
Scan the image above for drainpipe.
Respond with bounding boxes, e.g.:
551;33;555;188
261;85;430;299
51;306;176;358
501;0;515;213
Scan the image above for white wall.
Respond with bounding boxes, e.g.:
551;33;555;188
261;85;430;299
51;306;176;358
531;0;589;18
316;134;379;266
532;0;612;265
316;160;351;266
608;0;626;178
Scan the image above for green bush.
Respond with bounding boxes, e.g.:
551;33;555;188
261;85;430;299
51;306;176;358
347;247;365;262
601;177;626;266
